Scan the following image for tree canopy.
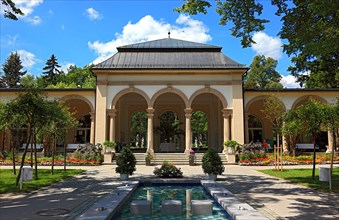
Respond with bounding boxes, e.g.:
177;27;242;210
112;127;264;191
1;0;24;20
1;52;27;88
244;55;283;89
176;0;339;88
42;54;61;86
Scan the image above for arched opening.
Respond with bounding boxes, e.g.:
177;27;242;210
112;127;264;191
75;114;91;144
191;93;224;152
248;115;263;143
115;93;148;148
191;110;208;151
129;111;147;150
153;93;186;152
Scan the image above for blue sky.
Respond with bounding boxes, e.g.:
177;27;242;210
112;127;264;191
0;0;300;87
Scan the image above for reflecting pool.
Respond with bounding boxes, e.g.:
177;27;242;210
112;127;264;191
113;183;231;219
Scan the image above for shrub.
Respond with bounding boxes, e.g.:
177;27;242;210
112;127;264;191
153;161;183;178
115;146;136;175
202;148;224;175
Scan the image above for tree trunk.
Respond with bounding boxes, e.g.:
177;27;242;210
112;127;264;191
34;138;38;180
11;137;16;175
51;133;55;175
15;129;32;187
63;136;66;171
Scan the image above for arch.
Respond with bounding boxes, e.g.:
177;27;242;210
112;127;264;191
112;87;151;109
150;87;188;108
245;95;286;112
60;95;94;112
188;88;228;109
292;95;328;109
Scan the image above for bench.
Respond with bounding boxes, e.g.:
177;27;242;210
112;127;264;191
21;144;43;151
296;143;319;151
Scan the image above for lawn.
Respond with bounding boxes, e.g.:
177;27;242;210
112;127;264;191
260;167;339;193
0;169;84;194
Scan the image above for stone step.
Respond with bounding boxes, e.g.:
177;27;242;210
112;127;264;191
111;153;229;165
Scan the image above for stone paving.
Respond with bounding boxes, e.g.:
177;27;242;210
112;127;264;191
0;164;338;220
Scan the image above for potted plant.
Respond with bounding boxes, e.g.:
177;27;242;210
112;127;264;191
103;140;116;164
115;146;137;180
145;151;154;166
188;148;195;166
223;140;239;154
202;148;225;180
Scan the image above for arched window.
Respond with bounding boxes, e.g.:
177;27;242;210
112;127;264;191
75;114;91;143
130;111;147;148
191;110;208;149
248;115;263;143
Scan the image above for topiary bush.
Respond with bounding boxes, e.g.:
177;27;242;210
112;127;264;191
202;148;224;175
115;146;137;175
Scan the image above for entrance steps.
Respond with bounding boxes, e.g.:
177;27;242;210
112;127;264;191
112;153;229;165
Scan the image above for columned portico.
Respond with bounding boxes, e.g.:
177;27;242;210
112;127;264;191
184;108;193;153
146;108;155;153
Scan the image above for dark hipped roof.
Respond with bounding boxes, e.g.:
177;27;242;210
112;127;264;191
93;38;246;69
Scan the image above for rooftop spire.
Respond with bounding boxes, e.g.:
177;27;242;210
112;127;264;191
168;31;170;39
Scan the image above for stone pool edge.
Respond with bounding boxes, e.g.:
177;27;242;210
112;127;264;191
77;179;268;220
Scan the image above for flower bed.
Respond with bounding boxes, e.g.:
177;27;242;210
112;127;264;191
0;157;102;166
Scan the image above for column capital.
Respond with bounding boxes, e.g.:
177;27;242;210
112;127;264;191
184;108;193;118
146;108;154;117
107;109;117;117
221;108;232;118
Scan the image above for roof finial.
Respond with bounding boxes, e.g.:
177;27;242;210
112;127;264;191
168;31;170;39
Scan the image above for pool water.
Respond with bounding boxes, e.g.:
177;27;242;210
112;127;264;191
113;183;232;220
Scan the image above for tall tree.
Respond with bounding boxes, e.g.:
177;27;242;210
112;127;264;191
176;0;339;88
1;52;27;88
42;54;61;86
20;74;37;88
1;0;24;20
244;55;283;88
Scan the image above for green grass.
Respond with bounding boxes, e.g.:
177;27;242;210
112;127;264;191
0;169;84;194
260;167;339;193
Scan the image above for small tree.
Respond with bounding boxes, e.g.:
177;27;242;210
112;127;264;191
202;148;224;175
261;96;285;148
297;99;327;179
282;109;302;156
115;146;136;176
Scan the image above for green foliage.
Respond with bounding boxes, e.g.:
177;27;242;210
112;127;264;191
176;0;339;88
42;54;61;86
103;140;116;149
130;111;147;143
1;52;27;88
202;148;224;175
0;169;84;193
283;108;302;156
224;140;239;150
115;146;136;175
261;95;285;135
154;111;184;142
1;0;24;20
244;55;282;88
191;110;208;132
20;74;37;88
153;160;183;178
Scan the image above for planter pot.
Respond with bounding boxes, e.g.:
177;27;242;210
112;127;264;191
120;173;129;180
227;147;235;154
208;174;217;181
189;156;195;166
145;157;151;166
104;153;113;164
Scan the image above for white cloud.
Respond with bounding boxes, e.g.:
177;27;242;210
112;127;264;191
88;14;212;64
26;15;41;25
281;75;301;88
86;7;102;20
60;62;75;73
251;32;282;60
16;50;40;69
5;34;19;46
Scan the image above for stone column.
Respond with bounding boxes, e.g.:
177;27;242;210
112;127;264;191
184;108;193;153
146;108;155;153
221;109;232;143
89;112;95;144
107;109;117;143
244;113;249;143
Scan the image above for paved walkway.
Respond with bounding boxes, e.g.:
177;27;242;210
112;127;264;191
0;164;338;220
